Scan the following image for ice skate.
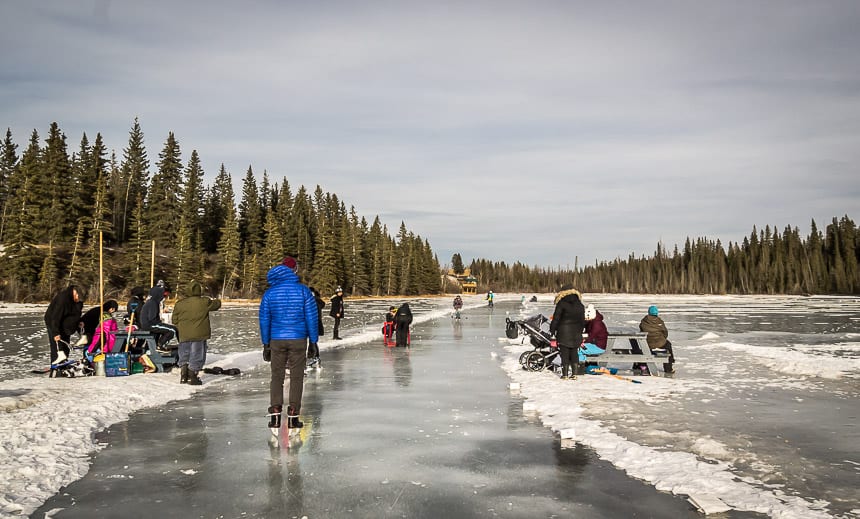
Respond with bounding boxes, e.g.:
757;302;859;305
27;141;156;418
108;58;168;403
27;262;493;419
267;405;282;437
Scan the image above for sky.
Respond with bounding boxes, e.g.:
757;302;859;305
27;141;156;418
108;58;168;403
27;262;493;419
2;1;859;269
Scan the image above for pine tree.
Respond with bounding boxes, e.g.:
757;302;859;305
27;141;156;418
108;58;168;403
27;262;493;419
217;202;241;299
116;118;149;244
0;128;19;243
238;166;262;253
181;150;205;250
147;131;183;246
41;122;73;242
201;164;232;253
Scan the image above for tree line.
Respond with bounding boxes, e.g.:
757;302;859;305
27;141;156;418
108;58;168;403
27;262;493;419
0;120;441;302
464;216;859;295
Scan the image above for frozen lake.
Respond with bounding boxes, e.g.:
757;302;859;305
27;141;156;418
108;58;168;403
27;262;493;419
2;294;859;518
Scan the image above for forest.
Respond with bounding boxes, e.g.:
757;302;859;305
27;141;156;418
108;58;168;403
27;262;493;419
1;121;857;302
462;216;860;295
0;120;441;302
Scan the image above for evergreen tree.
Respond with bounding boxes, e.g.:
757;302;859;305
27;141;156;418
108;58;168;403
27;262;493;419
217;201;241;298
147;131;183;246
238;165;262;253
201;164;232;253
0;128;19;243
116;118;149;244
180;150;205;250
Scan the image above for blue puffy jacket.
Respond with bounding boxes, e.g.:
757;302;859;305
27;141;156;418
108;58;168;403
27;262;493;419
259;265;320;345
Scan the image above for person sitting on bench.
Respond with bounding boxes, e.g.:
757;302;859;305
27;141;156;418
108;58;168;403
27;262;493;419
140;282;178;352
580;304;608;363
639;305;675;374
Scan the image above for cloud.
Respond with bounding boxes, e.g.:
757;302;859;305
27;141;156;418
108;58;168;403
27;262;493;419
1;1;859;267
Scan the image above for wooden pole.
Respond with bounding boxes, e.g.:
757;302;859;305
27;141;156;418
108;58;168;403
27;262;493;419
150;240;156;288
99;231;104;352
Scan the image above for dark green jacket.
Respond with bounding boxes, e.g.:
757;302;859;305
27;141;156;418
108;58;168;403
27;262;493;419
172;281;221;342
639;315;668;350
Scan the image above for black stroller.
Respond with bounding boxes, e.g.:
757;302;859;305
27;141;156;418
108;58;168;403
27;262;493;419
505;314;560;372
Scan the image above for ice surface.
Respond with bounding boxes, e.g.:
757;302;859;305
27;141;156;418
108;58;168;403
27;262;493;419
1;293;858;518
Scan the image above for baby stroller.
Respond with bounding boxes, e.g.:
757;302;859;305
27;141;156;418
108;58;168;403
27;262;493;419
506;314;560;372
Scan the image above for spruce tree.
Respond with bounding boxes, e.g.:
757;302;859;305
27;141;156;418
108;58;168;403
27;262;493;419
147;132;183;246
0;128;19;243
116;118;149;244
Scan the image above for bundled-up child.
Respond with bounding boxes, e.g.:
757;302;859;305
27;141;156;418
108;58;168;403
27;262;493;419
87;300;119;354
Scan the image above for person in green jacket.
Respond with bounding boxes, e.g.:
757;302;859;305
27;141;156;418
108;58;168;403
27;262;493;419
172;280;222;385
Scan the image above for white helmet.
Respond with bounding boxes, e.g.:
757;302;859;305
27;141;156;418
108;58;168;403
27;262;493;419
585;304;596;320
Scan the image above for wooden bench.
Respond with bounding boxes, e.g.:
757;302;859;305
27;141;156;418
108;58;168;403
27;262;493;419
110;330;178;373
584;328;670;375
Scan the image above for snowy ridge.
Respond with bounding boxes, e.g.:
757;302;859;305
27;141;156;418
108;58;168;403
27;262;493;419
714;341;860;379
498;345;833;518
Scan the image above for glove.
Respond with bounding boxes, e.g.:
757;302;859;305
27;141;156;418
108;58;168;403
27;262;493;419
262;344;271;362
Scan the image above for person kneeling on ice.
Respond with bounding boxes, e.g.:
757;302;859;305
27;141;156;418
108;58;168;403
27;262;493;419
259;255;319;432
86;300;119;354
580;304;608;363
172;280;221;385
640;305;675;374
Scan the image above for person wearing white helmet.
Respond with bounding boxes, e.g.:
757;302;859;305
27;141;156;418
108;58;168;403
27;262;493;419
580;303;609;364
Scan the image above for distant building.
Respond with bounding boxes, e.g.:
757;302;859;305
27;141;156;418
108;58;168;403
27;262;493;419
447;268;478;294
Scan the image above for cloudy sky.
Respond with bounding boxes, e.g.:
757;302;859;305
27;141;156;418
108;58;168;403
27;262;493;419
2;1;858;269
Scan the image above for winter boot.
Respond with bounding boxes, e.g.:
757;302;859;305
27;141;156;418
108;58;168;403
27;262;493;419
187;370;203;386
287;406;303;429
663;363;675;374
180;364;189;384
268;405;282;430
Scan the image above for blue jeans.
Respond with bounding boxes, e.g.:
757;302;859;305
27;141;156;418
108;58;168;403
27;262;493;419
178;340;207;372
578;343;605;362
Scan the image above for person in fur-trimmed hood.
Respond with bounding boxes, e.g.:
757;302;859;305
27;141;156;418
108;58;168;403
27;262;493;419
549;285;585;379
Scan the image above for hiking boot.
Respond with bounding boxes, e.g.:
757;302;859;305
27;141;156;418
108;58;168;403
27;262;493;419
268;405;282;429
180;365;189;384
287;406;303;429
187;370;202;386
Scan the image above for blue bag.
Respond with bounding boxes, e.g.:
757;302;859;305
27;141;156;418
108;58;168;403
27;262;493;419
104;352;130;377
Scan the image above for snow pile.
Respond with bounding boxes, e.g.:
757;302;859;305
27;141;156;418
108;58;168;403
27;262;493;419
715;341;860;379
498;343;833;519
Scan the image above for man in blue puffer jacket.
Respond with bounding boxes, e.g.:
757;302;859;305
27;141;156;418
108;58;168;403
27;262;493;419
259;256;320;432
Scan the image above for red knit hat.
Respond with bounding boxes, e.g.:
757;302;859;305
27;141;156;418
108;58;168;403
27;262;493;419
282;256;298;271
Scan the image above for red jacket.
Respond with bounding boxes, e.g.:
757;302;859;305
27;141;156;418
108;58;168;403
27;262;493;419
584;310;608;349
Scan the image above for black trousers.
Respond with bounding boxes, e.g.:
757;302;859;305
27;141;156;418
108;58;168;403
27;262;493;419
395;324;410;346
48;330;70;364
332;317;341;339
559;345;578;377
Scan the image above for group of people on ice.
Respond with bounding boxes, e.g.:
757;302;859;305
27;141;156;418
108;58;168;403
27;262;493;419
383;303;414;347
44;279;221;383
549;285;675;380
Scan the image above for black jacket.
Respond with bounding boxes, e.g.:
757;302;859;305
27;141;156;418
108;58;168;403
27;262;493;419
395;303;413;327
44;286;82;336
140;286;166;331
549;288;585;349
81;306;103;337
329;294;345;318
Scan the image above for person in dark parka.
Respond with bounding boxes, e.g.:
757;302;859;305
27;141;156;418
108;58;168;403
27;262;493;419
640;305;675;374
394;302;413;347
307;287;325;367
126;286;146;327
329;287;345;340
140;284;178;349
44;285;83;367
549;285;585;379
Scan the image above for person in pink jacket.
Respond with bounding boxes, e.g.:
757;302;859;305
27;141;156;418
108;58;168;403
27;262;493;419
87;300;119;354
